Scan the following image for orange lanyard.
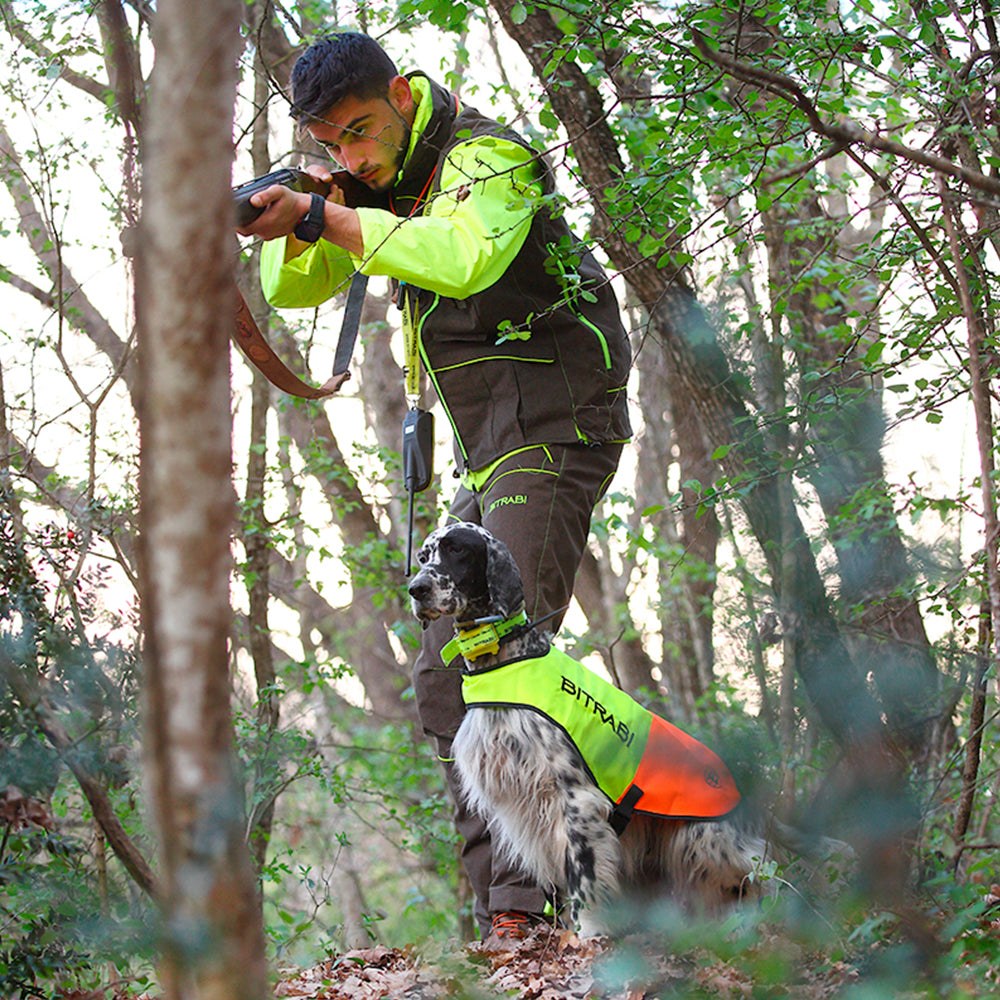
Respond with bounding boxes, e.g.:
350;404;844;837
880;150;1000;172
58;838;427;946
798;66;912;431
390;166;437;218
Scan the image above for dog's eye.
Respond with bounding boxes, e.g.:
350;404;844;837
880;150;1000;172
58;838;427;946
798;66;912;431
415;549;428;565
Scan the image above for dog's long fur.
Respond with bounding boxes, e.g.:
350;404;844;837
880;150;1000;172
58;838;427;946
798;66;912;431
408;521;772;930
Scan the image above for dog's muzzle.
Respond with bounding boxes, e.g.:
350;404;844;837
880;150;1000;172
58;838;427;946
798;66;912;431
408;573;446;626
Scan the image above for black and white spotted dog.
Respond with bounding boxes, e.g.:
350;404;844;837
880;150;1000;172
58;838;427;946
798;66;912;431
408;521;773;932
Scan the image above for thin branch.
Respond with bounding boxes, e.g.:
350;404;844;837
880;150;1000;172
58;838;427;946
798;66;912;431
690;27;1000;197
1;429;138;572
761;138;848;187
0;2;110;103
844;148;962;297
0;125;135;392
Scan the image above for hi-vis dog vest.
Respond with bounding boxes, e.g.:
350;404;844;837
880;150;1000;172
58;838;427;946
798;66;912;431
460;647;741;829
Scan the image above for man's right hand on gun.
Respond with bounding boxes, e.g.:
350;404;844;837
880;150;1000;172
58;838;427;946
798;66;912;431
236;164;345;244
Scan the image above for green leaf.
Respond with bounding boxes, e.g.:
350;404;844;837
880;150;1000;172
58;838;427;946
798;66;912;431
863;340;885;364
538;107;560;130
639;234;660;257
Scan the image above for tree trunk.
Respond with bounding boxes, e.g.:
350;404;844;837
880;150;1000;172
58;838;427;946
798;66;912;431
758;188;942;756
135;1;268;997
335;845;377;950
245;356;280;874
633;331;719;717
242;47;281;879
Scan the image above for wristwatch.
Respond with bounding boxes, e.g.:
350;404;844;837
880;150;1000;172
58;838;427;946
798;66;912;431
293;192;326;243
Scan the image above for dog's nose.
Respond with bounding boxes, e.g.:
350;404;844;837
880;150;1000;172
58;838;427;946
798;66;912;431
408;577;430;602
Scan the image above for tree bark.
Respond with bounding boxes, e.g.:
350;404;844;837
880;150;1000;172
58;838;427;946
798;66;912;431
244;357;280;874
242;50;281;879
633;332;719;716
135;1;268;997
758;184;941;755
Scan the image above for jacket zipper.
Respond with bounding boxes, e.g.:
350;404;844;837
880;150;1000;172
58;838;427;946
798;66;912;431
413;292;472;472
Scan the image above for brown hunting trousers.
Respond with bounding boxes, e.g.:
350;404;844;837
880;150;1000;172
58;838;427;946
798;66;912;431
412;441;623;938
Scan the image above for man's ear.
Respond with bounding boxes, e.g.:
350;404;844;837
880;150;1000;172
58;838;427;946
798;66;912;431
387;75;415;119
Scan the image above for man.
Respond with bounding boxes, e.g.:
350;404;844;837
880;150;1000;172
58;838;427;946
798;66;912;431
240;31;631;942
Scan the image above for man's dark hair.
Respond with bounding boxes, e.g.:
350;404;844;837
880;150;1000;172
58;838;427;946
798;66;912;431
290;32;399;123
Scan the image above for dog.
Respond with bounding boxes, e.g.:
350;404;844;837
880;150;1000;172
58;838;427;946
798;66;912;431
408;521;774;933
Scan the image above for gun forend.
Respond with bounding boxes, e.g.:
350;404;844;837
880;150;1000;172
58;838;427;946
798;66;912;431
232;168;332;228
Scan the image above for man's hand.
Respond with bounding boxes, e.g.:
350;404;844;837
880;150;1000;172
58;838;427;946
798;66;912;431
235;183;311;240
236;164;359;256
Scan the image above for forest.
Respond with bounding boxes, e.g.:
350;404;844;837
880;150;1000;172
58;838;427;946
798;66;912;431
1;0;998;997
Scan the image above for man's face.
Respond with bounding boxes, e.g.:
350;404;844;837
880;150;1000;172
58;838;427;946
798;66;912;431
305;76;414;193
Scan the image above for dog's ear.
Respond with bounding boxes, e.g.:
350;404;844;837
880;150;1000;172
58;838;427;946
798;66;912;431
483;534;524;618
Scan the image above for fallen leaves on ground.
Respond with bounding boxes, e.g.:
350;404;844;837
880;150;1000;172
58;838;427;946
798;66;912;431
268;926;859;1000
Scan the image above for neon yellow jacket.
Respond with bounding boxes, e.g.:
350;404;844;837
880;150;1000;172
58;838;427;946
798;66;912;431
461;647;741;826
260;77;542;305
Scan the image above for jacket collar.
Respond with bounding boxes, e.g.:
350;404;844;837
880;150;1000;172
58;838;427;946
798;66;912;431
391;72;459;215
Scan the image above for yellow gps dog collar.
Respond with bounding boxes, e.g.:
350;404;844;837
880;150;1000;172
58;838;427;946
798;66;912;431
440;608;528;662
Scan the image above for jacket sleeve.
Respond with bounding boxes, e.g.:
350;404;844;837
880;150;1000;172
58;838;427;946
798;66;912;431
259;136;543;307
355;137;543;298
259;232;356;308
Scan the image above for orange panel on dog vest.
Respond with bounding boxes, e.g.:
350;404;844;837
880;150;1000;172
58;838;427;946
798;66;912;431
625;713;740;819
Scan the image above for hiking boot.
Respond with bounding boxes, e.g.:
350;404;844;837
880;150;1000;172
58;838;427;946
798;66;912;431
486;911;540;945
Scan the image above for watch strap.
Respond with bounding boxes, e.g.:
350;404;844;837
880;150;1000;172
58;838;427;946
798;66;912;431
293;191;326;243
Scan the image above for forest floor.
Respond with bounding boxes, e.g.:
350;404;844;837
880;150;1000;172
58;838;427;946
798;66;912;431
266;881;1000;1000
269;925;876;1000
87;900;1000;1000
86;883;1000;999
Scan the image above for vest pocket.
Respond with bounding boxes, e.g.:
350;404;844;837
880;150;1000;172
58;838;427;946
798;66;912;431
420;293;491;342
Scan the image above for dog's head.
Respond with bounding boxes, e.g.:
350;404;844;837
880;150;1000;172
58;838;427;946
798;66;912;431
408;522;524;626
